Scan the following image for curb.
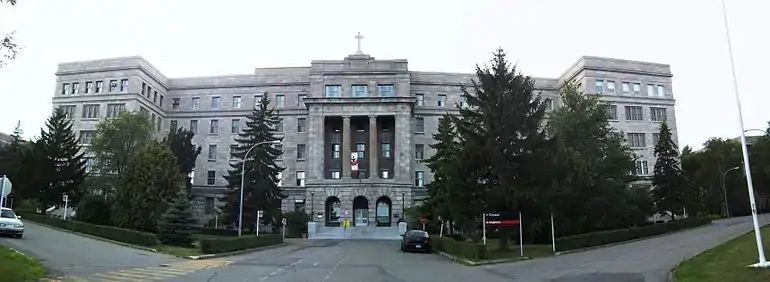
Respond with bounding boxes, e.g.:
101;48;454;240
666;268;677;282
553;223;713;256
435;251;529;266
24;221;160;254
185;242;289;260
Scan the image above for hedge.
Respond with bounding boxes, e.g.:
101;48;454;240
18;212;159;247
432;237;488;260
192;227;256;237
199;234;283;254
555;217;712;251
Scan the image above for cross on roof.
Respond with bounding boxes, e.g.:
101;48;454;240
354;32;364;54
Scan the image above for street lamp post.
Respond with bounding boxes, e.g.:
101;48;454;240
310;191;315;221
238;140;279;237
721;0;769;268
721;166;740;217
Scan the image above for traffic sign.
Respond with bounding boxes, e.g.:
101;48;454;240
420;218;428;224
257;210;263;218
281;218;287;225
62;194;69;202
1;176;12;197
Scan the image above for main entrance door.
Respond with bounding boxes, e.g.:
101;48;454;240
353;196;369;227
375;196;392;227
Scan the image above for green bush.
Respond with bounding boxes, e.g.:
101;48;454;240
192;227;256;237
555;217;712;251
199;234;283;254
283;211;309;238
18;212;159;247
432;237;488;260
75;195;111;225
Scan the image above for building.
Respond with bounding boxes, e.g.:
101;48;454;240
50;42;677;228
0;132;12;146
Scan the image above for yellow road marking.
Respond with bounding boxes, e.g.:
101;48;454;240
119;269;177;278
94;272;149;282
86;259;234;281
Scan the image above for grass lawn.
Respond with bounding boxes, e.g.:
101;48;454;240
478;239;554;261
156;233;231;257
0;244;46;282
675;225;770;282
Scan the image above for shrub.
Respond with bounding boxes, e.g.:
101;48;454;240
199;234;283;254
75;195;111;225
555;217;712;251
283;211;309;238
157;188;197;247
18;212;159;247
192;227;256;237
432;237;488;260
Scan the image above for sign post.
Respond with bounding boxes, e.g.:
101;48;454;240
420;218;428;231
482;213;487;245
550;210;556;252
256;210;263;236
519;212;524;257
483;212;522;252
281;218;287;240
438;216;444;237
0;175;12;208
62;194;69;220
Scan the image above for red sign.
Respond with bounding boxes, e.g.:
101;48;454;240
420;218;428;224
485;219;520;226
485;212;520;226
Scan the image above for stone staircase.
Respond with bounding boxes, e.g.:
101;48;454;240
308;222;406;240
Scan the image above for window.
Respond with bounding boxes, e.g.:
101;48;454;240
325;85;342;97
211;96;221;108
295;144;307;159
544;98;554;111
650;107;667;121
653;133;660;146
146;85;152;97
356;143;366;159
208;145;217;160
192;97;200;109
378;84;395;97
276;172;283;187
352;85;368;97
332;143;341;159
106;103;125;118
381;170;390;179
170;120;178;132
275;144;283;160
209;119;219;134
172;98;180;109
627;133;646;148
156;117;161;132
633;83;641;94
608;104;618;120
296;171;306;187
647;84;655;97
415;144;424;160
62;83;70;95
71;82;79;94
607;81;616;94
230;145;238;159
415;94;424;106
190;120;198;134
227;119;239;134
159;95;164;107
153;91;158;102
622;82;630;94
331;171;341;179
204;198;214;215
415;171;425;187
82;104;100;118
141;82;146;95
85;157;95;173
297;118;307;133
120;79;128;92
232;96;242;108
382;142;391;158
253;94;263;107
414;117;425;133
635;160;649;176
59;105;75;118
207;171;216;185
84;81;93;94
276;119;284;132
297;94;306;107
95;81;103;93
459;95;466;107
595;80;604;94
275;95;285;107
625;106;644;121
108;80;118;92
79;131;95;145
437;94;446;107
656;85;665;97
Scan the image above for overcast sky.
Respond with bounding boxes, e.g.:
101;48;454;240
0;0;767;149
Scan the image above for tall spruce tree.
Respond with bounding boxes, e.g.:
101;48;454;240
423;115;457;228
221;93;285;229
652;122;686;218
0;121;23;181
163;128;201;197
452;48;549;250
38;108;86;209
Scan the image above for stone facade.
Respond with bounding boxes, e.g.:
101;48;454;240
49;51;677;226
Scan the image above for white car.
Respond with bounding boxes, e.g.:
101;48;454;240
0;207;24;238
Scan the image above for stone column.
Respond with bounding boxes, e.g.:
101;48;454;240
394;114;412;183
308;114;325;181
369;115;378;178
342;116;351;178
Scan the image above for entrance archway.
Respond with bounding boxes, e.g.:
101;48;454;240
375;196;392;227
325;196;341;227
352;196;369;227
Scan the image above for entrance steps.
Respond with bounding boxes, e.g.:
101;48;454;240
308;222;406;240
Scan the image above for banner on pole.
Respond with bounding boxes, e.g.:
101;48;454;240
350;153;359;171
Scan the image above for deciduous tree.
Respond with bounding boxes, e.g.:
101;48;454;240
0;0;20;68
89;111;153;183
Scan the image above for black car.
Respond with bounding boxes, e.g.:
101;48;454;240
400;230;431;252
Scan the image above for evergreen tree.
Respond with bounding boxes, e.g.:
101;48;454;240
452;48;549;250
163;128;202;197
18;140;49;213
0;121;23;184
157;187;197;247
38;108;86;209
221;93;285;229
423;115;457;225
652;122;686;218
